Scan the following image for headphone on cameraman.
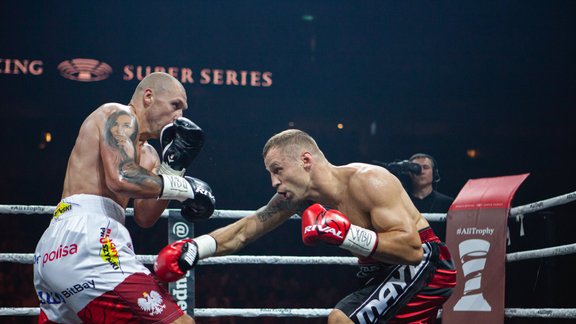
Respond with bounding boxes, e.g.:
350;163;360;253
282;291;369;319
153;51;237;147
409;153;441;183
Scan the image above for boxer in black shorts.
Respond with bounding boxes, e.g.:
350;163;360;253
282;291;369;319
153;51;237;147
335;228;455;323
155;129;456;323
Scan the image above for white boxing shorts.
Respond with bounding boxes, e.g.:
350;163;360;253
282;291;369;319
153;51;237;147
33;194;184;323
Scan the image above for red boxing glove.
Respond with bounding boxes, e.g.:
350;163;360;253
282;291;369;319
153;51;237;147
302;204;350;245
154;235;217;282
153;238;197;282
302;203;379;257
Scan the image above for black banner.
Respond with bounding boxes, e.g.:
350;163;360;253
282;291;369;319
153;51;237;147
167;211;195;316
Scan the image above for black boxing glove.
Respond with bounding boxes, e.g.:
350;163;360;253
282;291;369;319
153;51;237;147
159;117;204;176
181;176;216;221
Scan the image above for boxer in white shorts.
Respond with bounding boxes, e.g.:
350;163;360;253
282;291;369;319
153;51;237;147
34;194;184;323
33;72;215;324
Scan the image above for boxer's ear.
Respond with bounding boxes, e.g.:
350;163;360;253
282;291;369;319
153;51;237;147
143;88;154;107
302;152;312;170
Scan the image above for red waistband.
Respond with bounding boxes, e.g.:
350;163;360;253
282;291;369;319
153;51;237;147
358;227;440;265
419;227;440;243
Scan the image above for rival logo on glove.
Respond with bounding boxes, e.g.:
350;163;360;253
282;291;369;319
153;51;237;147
195;187;215;201
304;225;344;239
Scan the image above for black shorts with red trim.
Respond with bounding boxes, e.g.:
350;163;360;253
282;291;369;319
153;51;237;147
334;227;457;324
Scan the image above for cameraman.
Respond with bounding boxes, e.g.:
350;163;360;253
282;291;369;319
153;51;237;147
407;153;454;214
406;153;454;241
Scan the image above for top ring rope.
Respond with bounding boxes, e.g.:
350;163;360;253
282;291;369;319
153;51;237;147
509;191;576;217
0;190;574;220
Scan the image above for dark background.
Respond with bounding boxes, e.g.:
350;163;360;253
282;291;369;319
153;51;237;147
1;1;575;323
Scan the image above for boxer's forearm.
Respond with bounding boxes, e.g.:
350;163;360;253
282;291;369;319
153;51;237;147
133;198;169;228
210;217;253;256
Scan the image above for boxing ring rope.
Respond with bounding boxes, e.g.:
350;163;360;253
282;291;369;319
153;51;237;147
3;303;576;318
1;190;576;319
3;307;576;319
2;189;574;219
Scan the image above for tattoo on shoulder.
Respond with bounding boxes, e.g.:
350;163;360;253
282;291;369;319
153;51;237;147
104;111;138;154
104;110;152;185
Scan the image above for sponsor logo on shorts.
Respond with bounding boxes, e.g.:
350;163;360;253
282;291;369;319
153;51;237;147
137;290;166;316
354;245;429;324
357;264;385;279
61;280;96;298
99;227;121;270
57;58;112;82
40;243;79;267
53;202;72;218
37;291;66;305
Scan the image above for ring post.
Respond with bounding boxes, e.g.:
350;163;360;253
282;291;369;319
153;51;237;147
443;174;529;324
167;210;195;316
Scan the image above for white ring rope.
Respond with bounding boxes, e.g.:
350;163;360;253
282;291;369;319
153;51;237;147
0;206;450;222
504;308;576;319
1;190;574;221
5;242;576;265
506;242;576;262
0;254;358;265
196;308;331;317
0;308;332;317
198;255;358;265
0;308;428;321
510;191;576;217
2;307;576;318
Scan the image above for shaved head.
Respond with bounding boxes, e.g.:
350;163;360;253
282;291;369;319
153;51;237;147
131;72;183;102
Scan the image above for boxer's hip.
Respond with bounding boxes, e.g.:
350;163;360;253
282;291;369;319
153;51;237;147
34;194;148;314
51;194;126;225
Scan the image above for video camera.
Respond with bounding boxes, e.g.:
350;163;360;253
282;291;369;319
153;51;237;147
372;160;422;176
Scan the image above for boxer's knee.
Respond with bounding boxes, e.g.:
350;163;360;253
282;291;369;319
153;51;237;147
328;308;354;324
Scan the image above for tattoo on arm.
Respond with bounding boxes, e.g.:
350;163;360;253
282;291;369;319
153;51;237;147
104;111;159;186
256;208;276;223
118;161;161;186
256;196;311;223
105;110;138;155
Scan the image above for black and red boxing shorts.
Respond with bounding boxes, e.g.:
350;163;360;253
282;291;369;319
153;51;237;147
334;227;457;324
